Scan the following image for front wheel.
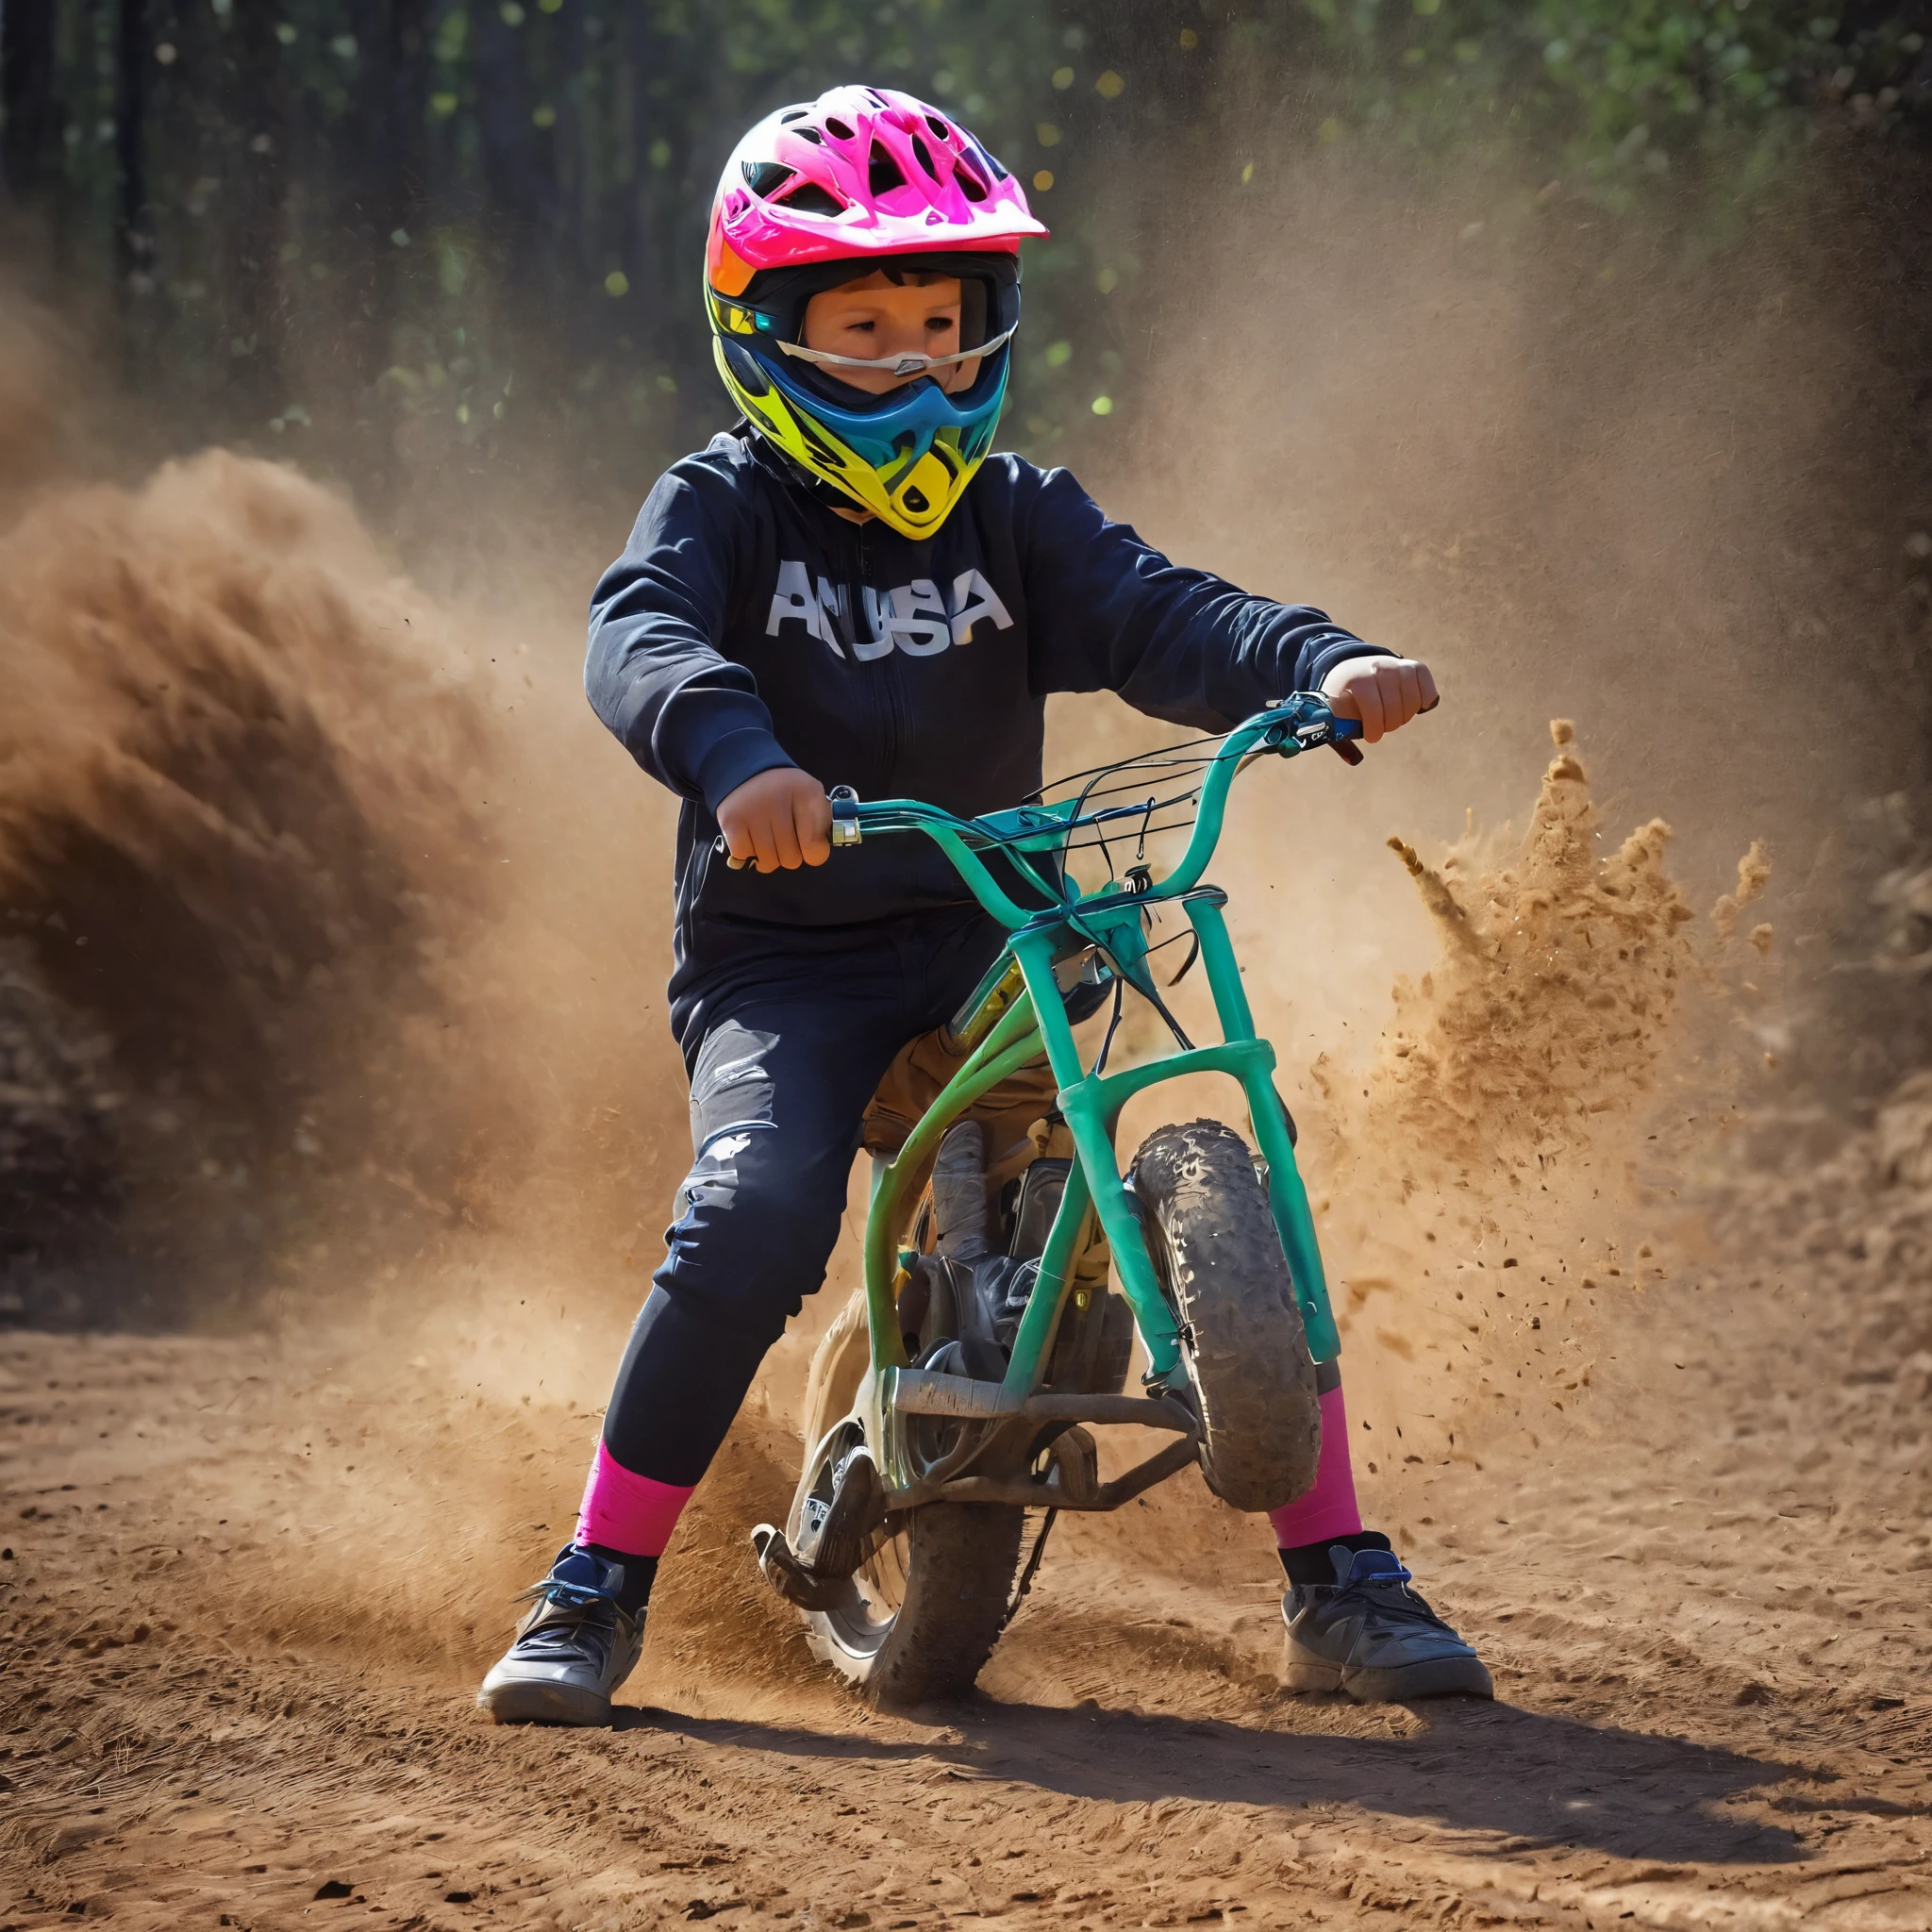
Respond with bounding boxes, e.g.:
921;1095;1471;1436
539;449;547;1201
1131;1118;1323;1512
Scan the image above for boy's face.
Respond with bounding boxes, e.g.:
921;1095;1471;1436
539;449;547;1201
801;271;976;395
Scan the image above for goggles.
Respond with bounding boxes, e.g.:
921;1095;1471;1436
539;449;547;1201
774;324;1018;383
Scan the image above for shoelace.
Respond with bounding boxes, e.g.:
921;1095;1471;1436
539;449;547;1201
1330;1571;1456;1633
515;1574;617;1613
514;1594;616;1662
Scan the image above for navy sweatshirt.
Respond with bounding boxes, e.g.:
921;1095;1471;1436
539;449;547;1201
585;431;1386;1001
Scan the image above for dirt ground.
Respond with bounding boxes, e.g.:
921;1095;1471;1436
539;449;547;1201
6;1164;1929;1932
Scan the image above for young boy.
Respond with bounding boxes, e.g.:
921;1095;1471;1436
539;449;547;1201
479;85;1486;1724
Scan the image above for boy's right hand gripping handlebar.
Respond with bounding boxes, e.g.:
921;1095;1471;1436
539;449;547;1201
714;786;858;871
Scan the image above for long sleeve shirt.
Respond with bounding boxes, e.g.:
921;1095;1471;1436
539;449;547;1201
586;431;1387;1001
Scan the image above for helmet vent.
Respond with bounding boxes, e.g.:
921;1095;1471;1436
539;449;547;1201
824;117;856;141
868;142;906;196
741;159;793;198
910;135;937;178
925;114;951;142
901;486;931;515
775;180;844;217
955;159;988;202
720;341;771;399
795;126;824;144
780;108;809;123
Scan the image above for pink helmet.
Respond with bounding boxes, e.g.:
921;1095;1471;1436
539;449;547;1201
706;85;1047;297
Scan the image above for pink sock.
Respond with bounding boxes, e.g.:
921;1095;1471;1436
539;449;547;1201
1267;1384;1364;1549
575;1441;695;1557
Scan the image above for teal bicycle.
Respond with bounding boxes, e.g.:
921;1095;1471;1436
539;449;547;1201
749;692;1363;1704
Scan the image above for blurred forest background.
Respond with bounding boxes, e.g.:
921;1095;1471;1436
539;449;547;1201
3;0;1928;502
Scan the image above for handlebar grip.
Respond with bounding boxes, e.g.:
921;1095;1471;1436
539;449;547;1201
1326;714;1364;766
1324;691;1438;763
714;780;857;868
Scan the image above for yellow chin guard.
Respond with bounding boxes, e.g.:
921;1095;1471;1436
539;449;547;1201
709;332;990;541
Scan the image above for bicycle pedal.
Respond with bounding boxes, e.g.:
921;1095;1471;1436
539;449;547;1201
749;1524;858;1613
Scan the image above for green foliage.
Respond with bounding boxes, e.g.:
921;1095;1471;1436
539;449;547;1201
1286;0;1927;183
7;0;1924;488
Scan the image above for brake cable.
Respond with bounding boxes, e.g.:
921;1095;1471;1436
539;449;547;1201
998;1507;1060;1634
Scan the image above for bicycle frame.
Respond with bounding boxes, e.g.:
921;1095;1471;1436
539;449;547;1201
839;695;1356;1499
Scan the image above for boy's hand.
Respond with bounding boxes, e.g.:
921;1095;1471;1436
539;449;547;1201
1320;657;1439;743
717;768;833;873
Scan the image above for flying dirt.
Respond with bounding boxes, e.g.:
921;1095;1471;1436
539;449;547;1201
4;198;1931;1930
0;445;491;1324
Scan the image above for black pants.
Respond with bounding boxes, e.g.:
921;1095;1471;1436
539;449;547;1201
601;908;1006;1488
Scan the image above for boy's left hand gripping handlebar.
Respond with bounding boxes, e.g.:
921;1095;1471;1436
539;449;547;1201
713;785;860;871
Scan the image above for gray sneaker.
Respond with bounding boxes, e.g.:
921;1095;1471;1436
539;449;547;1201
477;1546;644;1726
1282;1545;1493;1702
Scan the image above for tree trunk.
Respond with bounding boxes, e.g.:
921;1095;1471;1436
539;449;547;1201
1;0;59;204
218;0;288;428
385;0;432;278
475;4;558;307
115;0;152;281
341;0;430;368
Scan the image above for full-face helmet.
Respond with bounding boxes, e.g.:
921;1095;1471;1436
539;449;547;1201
706;86;1047;539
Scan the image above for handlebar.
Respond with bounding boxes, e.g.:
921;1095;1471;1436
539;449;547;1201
712;694;1379;922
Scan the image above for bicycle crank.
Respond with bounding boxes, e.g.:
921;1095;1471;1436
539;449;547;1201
749;1524;858;1611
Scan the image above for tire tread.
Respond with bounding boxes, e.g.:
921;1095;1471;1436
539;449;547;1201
1131;1117;1322;1512
805;1503;1024;1707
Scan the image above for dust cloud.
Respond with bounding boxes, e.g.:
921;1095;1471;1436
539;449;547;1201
0;308;700;1356
0;441;492;1318
1278;723;1767;1472
1059;149;1924;1480
1098;150;1924;974
0;302;699;1690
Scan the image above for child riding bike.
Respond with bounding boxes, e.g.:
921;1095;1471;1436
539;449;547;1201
479;85;1489;1724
